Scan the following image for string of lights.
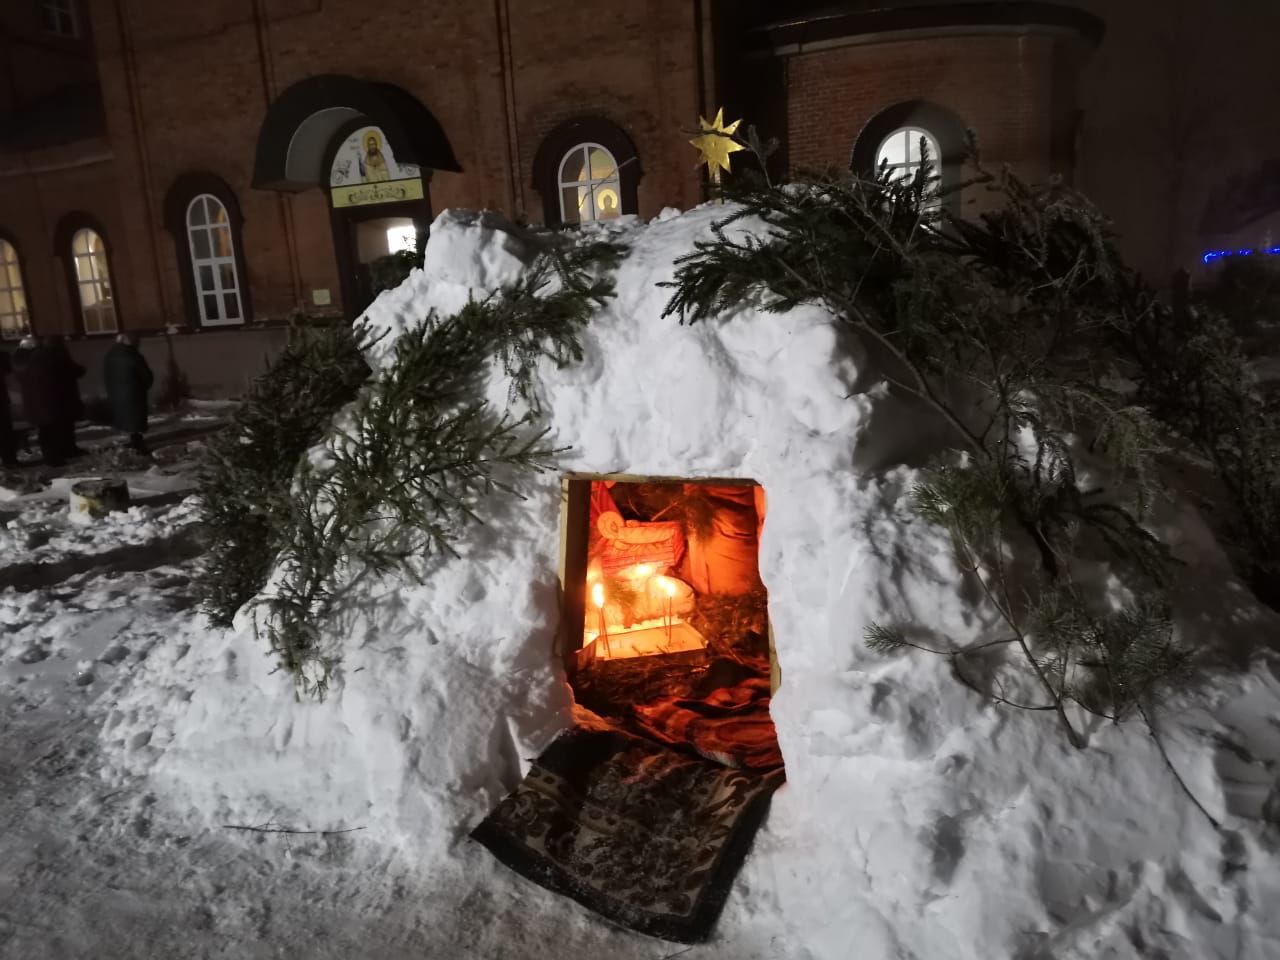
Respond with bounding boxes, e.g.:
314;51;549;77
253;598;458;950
1202;246;1280;265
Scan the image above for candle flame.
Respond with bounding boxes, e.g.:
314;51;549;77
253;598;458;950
632;563;652;578
660;577;677;598
592;582;605;608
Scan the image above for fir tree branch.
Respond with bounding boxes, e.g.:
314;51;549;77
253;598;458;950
952;656;1059;712
1137;703;1221;832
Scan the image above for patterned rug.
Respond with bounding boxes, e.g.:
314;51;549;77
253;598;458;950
471;727;784;943
632;676;783;771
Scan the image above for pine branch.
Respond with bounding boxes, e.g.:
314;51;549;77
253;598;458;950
231;235;624;693
665;161;1198;751
1137;703;1221;831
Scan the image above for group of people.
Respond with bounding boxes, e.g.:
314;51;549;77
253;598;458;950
0;333;154;469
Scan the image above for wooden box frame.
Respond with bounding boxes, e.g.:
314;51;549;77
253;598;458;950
556;473;779;692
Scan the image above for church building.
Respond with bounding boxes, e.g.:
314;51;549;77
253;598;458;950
1;1;1276;397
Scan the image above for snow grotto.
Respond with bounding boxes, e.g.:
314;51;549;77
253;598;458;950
111;200;1280;956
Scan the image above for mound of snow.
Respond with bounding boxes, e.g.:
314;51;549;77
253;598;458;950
104;206;1280;958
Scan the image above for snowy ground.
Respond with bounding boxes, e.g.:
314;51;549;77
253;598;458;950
0;468;777;960
5;512;1280;960
3;473;1279;960
0;416;789;960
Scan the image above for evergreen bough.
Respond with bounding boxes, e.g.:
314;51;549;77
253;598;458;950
662;141;1220;767
201;236;623;696
197;323;370;626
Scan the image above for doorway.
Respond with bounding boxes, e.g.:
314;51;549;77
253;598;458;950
333;204;429;314
559;475;781;771
250;76;462;318
324;120;433;317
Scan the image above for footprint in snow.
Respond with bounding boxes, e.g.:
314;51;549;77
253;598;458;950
18;643;49;664
99;644;130;666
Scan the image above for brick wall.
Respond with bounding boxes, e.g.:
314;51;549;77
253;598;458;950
1;2;1107;398
777;33;1077;202
0;147;124;339
0;0;100;112
80;0;707;335
506;0;706;221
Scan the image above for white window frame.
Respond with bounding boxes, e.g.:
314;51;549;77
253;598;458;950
185;194;244;327
41;0;79;38
71;228;117;335
557;142;622;225
876;126;941;185
0;239;30;340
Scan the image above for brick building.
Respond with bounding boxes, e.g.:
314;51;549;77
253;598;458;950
0;1;1270;400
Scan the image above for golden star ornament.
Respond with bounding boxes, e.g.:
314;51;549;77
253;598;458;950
689;108;745;176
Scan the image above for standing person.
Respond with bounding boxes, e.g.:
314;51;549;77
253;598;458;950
12;335;65;466
0;349;18;468
47;336;86;461
104;333;154;455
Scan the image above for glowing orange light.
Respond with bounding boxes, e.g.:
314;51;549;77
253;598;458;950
592;582;605;609
659;577;677;598
632;563;653;578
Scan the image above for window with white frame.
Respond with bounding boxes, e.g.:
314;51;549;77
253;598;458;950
40;0;78;38
876;126;941;185
0;240;30;340
558;143;622;225
186;194;243;325
71;228;117;334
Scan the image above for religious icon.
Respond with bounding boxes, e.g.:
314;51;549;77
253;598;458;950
359;130;391;183
596;189;619;219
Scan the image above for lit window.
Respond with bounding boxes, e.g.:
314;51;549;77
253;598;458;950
41;0;78;38
0;240;30;340
71;228;117;335
186;195;243;326
385;225;417;254
876;127;941;185
558;144;622;225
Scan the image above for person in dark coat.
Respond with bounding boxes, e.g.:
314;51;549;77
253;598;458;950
13;335;85;467
104;333;154;454
13;336;61;466
0;350;18;468
48;336;86;460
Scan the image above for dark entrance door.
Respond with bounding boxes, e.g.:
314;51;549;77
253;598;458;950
250;76;462;318
323;119;433;319
331;198;432;318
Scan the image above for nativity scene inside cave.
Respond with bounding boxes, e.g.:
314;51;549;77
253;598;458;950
558;477;782;772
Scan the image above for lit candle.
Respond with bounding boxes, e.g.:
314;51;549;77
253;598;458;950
592;582;609;656
659;576;676;642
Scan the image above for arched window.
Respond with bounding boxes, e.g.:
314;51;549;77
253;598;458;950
558;143;622;225
533;117;641;228
71;228;117;335
186;194;243;325
876;127;941;184
0;238;30;339
163;173;251;327
852;101;968;210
